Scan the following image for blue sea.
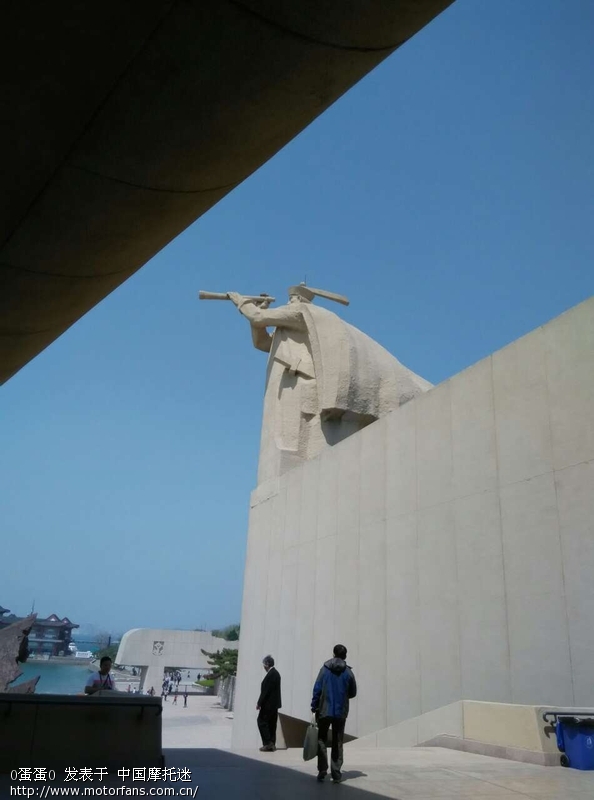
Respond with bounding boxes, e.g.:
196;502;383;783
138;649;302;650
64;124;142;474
13;661;92;694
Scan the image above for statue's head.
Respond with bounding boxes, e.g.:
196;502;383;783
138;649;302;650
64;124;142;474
288;284;314;304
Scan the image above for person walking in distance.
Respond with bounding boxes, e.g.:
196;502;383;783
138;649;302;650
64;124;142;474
183;688;188;708
257;655;281;752
311;644;357;784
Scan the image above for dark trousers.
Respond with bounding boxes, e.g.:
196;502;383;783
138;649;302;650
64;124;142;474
317;716;345;779
257;708;278;746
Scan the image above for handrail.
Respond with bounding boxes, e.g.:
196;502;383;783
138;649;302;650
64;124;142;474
542;710;594;724
0;695;162;717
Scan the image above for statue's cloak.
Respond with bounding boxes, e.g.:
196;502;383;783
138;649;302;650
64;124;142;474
300;303;432;421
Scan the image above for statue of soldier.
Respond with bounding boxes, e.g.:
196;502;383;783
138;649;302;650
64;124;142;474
220;284;431;485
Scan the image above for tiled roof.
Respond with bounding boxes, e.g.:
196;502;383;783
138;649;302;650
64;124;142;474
0;612;79;628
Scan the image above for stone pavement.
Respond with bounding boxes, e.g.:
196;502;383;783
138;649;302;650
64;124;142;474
0;697;592;799
162;692;233;749
162;696;594;799
164;746;594;799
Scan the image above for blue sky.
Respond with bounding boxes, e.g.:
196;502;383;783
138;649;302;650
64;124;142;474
1;0;592;636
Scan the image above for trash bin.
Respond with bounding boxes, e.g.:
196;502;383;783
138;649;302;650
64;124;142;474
556;716;594;770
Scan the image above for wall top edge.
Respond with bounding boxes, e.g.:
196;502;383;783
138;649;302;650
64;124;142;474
249;294;594;491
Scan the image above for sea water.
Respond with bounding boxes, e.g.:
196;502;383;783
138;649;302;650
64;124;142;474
12;661;91;694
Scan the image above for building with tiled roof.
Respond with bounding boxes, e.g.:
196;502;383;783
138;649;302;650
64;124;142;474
0;605;79;657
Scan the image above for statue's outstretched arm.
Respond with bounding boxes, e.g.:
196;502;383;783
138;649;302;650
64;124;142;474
242;303;304;353
227;293;305;353
236;302;305;331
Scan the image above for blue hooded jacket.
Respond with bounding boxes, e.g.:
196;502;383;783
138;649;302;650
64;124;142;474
311;657;357;720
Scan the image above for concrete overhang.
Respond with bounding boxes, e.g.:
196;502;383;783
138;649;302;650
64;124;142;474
1;0;454;384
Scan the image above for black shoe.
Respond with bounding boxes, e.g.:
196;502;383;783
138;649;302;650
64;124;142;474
331;775;342;784
259;744;275;752
317;772;326;782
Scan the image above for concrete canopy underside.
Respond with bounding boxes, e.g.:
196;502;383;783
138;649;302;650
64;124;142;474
0;0;453;384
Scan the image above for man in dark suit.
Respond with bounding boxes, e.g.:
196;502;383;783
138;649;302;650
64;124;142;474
257;655;281;751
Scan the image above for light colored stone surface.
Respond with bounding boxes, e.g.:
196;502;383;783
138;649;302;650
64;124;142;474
161;693;233;750
500;473;573;706
464;702;547;753
312;533;336;674
386;399;417;517
415;381;453;509
291;539;317;712
355;700;594;758
203;745;594;799
454;491;510;703
545;298;594;470
386;512;421;726
555;459;594;706
4;737;593;800
233;296;594;749
334;432;362;737
418;501;461;712
116;628;237;697
493;329;554;487
417;701;464;745
228;287;431;482
358;519;388;735
451;360;498;498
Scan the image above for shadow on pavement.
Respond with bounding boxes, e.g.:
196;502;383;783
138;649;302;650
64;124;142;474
0;749;384;800
165;749;383;799
341;770;368;781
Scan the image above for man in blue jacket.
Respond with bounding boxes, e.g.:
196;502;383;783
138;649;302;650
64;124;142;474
311;644;357;783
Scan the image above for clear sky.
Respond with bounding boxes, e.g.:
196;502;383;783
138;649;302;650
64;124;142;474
1;0;592;636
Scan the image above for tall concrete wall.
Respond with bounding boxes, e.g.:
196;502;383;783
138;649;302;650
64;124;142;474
232;297;594;748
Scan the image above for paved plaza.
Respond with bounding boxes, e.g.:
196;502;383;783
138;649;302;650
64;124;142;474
166;746;594;800
162;692;234;750
160;696;594;800
0;696;592;799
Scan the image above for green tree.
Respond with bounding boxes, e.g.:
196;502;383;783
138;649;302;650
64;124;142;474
211;623;240;641
200;647;238;679
96;643;118;662
94;631;112;653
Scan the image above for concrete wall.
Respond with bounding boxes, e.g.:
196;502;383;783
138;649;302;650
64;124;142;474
352;700;592;754
350;700;594;766
232;296;594;748
116;629;237;695
0;693;161;771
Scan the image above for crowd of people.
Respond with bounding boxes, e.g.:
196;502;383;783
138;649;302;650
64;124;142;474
160;670;196;707
85;657;199;707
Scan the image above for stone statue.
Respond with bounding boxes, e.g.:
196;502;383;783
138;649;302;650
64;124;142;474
0;614;40;693
201;285;431;484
